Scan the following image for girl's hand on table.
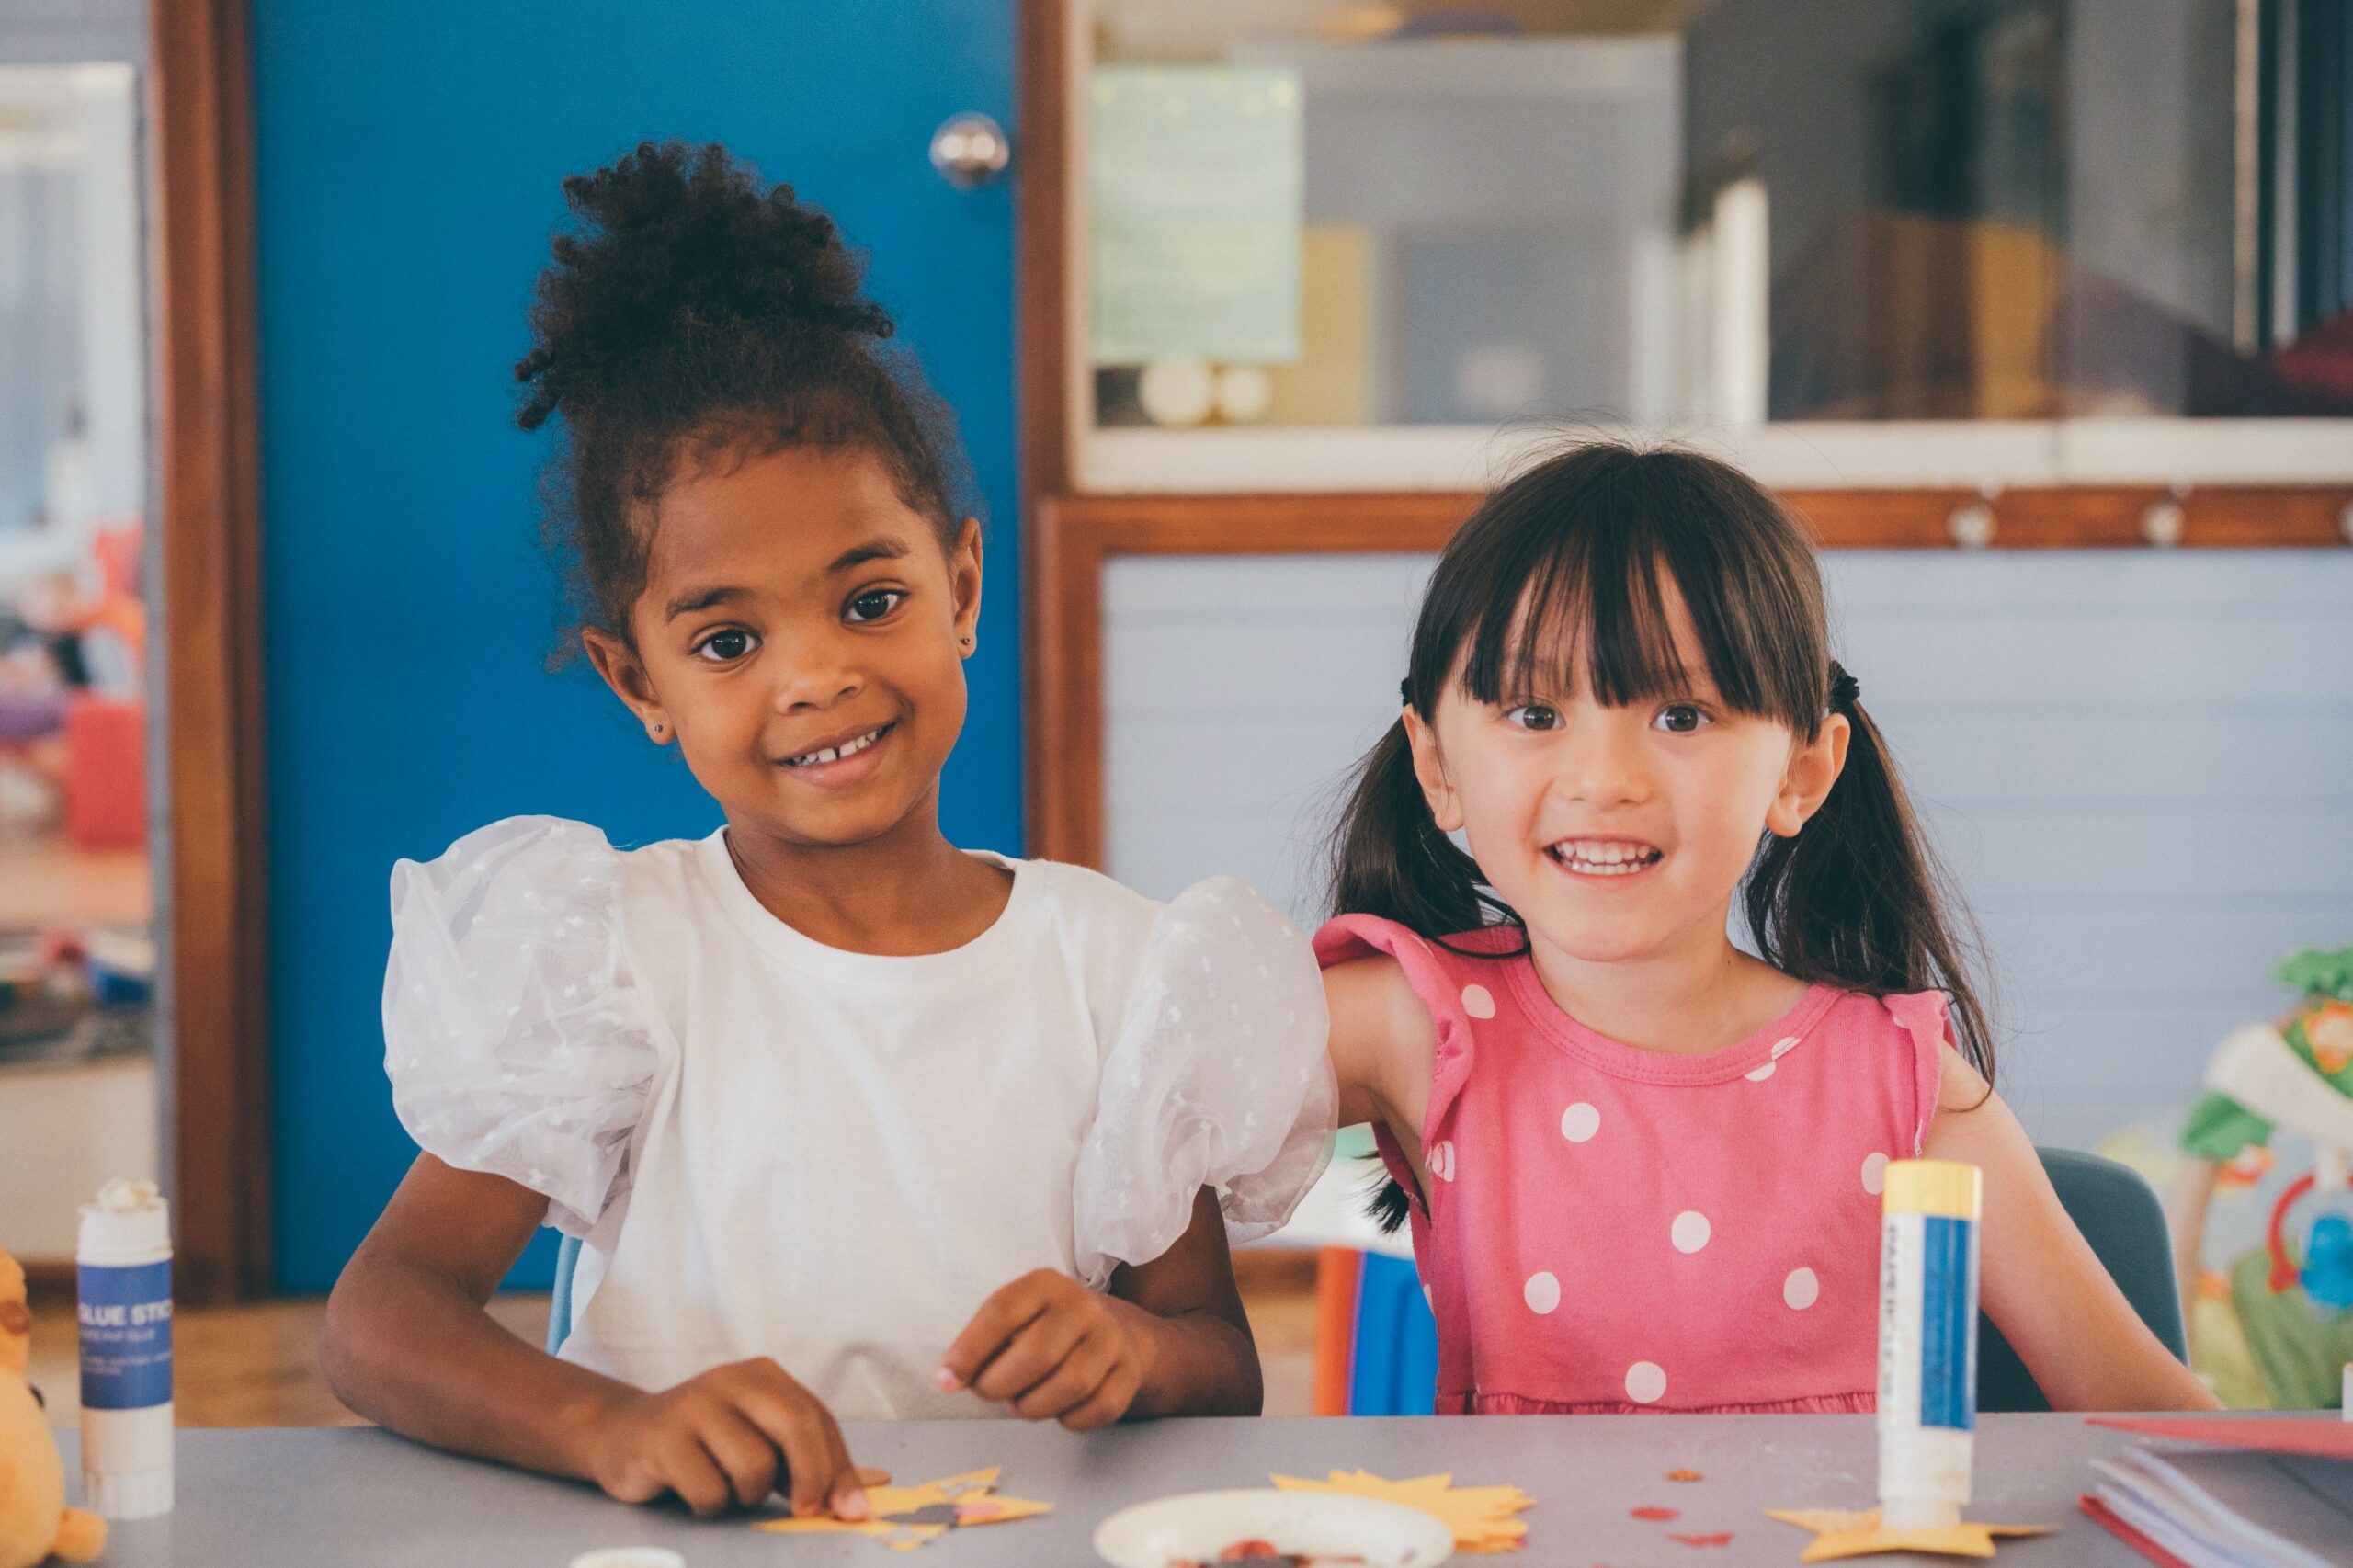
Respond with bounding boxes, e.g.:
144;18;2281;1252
581;1358;889;1519
938;1269;1151;1430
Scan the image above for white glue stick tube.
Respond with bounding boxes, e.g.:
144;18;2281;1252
77;1178;174;1519
1877;1159;1982;1532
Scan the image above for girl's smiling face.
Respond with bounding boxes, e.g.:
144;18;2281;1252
585;443;981;849
1405;584;1847;967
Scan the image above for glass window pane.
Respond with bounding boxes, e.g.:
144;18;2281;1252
1084;0;2353;430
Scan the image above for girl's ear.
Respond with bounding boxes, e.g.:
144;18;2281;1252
584;628;675;745
1767;712;1850;837
1402;705;1467;834
948;517;983;657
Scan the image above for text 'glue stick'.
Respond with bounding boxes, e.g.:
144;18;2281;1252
77;1178;173;1519
1876;1158;1981;1532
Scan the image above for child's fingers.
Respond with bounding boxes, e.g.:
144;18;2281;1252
969;1308;1089;1403
938;1271;1056;1392
1007;1335;1116;1421
856;1467;892;1488
1059;1359;1142;1432
657;1432;737;1518
732;1376;861;1520
695;1406;781;1508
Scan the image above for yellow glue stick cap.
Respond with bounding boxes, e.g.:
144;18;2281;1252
1882;1158;1981;1220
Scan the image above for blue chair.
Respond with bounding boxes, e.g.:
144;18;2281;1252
1348;1251;1439;1415
1977;1147;2187;1412
546;1233;583;1355
1331;1147;2188;1415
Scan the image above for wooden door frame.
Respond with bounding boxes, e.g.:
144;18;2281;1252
1015;0;2353;867
152;0;271;1303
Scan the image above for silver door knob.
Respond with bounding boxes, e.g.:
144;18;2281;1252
930;112;1010;188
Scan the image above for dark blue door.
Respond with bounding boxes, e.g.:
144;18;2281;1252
249;0;1019;1288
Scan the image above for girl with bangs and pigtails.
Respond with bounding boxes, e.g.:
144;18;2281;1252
323;143;1334;1518
1320;442;2215;1416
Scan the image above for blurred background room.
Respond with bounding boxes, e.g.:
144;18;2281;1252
3;0;2349;1423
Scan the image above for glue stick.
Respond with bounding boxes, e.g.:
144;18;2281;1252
76;1178;174;1519
1876;1158;1981;1531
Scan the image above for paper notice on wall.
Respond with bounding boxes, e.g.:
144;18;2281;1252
1088;65;1302;366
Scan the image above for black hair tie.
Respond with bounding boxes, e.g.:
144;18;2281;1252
1827;661;1861;710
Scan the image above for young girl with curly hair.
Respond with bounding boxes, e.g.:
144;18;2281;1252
322;142;1333;1519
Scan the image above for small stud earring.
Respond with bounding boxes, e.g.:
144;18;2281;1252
651;722;665;738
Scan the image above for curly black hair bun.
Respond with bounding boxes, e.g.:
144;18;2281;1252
516;142;892;432
517;141;973;645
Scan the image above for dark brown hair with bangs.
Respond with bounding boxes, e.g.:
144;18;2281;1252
1330;443;1992;1229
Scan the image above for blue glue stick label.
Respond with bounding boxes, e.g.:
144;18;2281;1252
77;1260;173;1411
1915;1214;1977;1432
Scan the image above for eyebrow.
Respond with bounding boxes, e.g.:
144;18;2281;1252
664;585;745;621
826;536;913;574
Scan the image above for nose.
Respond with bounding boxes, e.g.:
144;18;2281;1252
770;627;865;713
1552;709;1653;808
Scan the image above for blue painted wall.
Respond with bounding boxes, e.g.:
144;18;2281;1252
248;1;1018;1290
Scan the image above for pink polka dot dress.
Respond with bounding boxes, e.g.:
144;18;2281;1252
1316;915;1951;1415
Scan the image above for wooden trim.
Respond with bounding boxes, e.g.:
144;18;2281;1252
153;0;272;1303
1026;485;2353;864
1017;0;1075;855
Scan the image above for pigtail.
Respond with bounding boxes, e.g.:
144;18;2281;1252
1744;678;1995;1084
1331;717;1489;937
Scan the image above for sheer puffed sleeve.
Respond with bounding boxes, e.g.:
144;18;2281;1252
381;816;665;1236
1071;878;1335;1287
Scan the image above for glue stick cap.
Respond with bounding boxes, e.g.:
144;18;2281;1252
1881;1159;1980;1221
77;1179;170;1264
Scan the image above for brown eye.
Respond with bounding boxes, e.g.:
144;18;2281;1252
1653;703;1709;733
1505;703;1561;732
846;588;904;624
694;629;756;663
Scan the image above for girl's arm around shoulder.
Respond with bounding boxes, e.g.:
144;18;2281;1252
1923;1051;2220;1412
1324;954;1438;1141
323;1155;881;1517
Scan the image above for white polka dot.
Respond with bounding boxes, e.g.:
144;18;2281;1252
1624;1361;1667;1403
1671;1210;1711;1253
1524;1272;1561;1314
1784;1267;1820;1310
1427;1140;1456;1182
1744;1062;1777;1081
1461;983;1496;1019
1560;1102;1601;1142
1771;1035;1802;1060
1861;1152;1890;1196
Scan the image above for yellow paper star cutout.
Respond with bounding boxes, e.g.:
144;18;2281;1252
1766;1506;2054;1562
756;1467;1052;1553
1272;1469;1533;1553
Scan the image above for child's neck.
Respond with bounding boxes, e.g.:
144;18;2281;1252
1524;908;1813;1057
722;801;1012;957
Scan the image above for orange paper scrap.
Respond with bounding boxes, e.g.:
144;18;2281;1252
1766;1507;2054;1562
756;1468;1051;1553
1271;1469;1533;1553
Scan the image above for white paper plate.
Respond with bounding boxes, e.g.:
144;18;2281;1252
1094;1487;1454;1568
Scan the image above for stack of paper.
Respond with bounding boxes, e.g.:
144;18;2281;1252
2081;1421;2352;1568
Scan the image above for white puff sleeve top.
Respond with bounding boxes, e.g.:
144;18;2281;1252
381;818;1332;1419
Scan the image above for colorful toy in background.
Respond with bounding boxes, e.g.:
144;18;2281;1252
2167;946;2353;1410
0;1248;107;1567
0;928;152;1071
0;518;146;850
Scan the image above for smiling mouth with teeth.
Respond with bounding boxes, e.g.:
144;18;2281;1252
780;722;894;768
1547;839;1665;876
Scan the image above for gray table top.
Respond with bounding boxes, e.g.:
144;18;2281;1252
64;1414;2197;1566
